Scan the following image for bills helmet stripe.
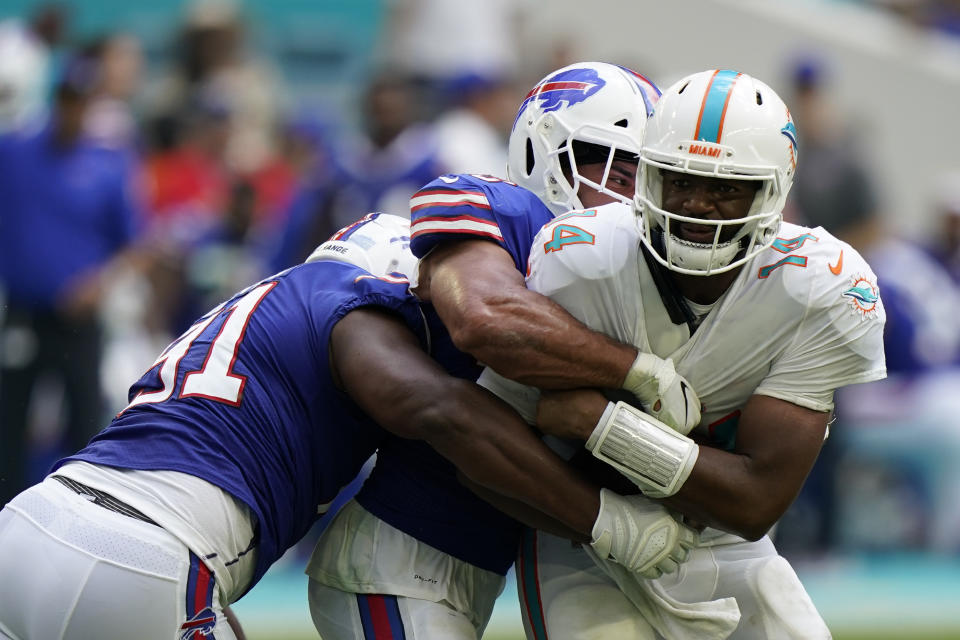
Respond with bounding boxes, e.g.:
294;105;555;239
357;593;407;639
331;212;380;241
615;65;661;116
694;69;742;144
354;273;409;284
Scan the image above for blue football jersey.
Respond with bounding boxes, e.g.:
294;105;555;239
409;174;554;275
55;260;426;591
357;176;554;575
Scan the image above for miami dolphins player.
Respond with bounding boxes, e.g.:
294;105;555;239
408;61;697;431
0;212;688;640
306;62;703;639
480;70;887;638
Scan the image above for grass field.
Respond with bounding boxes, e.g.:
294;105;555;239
232;552;960;640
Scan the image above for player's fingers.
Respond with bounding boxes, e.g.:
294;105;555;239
657;556;680;576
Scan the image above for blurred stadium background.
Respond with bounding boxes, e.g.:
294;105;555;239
1;0;959;637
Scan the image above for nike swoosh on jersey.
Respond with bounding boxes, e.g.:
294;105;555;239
438;175;459;183
828;250;843;275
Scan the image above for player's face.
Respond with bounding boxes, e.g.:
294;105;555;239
577;159;637;208
660;170;759;243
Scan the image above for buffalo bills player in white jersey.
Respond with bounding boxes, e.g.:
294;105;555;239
307;63;701;639
480;71;887;638
0;212;682;640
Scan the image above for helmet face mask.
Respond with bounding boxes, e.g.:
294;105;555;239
507;62;660;216
635;70;797;276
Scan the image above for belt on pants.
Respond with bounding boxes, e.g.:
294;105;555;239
51;474;160;526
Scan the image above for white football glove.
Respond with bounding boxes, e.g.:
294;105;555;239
622;352;701;435
590;488;698;579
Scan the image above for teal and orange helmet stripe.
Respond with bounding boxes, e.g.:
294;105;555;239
694;70;742;144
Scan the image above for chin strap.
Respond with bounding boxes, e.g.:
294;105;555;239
643;233;698;331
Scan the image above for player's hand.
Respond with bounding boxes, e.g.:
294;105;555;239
622;353;701;435
590;488;698;578
536;389;609;441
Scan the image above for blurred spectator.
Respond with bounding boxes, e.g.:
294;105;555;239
0;4;68;133
928;169;960;282
243;110;336;235
866;227;960;374
81;32;143;149
175;179;272;331
380;0;531;118
146;0;287;173
271;72;442;269
141;104;231;245
0;53;146;505
788;56;880;243
869;0;960;38
432;72;517;176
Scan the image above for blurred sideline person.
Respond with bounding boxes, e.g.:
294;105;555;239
0;214;690;639
479;70;887;638
306;62;703;639
271;71;444;269
0;53;145;506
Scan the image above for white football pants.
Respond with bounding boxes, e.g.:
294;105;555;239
517;528;831;640
0;477;238;640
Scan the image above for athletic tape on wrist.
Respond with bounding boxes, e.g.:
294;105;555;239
621;352;663;403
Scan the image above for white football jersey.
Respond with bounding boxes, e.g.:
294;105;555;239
481;202;886;451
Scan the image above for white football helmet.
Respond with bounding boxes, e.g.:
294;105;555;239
635;69;798;275
306;213;416;279
507;61;660;215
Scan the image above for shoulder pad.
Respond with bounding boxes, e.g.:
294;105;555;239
528;202;637;283
754;224;882;320
409;173;552;262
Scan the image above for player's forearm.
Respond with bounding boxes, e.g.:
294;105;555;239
459;474;590;542
542;392;808;540
332;308;600;537
662;448;795;540
422;240;636;390
439;284;636;389
418;381;599;539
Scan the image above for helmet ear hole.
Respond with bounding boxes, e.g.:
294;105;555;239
756;91;763;106
614;118;628;128
525;138;535;176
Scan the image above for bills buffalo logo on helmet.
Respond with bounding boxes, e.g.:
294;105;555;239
512;67;607;130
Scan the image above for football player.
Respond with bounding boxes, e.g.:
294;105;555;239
480;70;887;638
0;213;688;640
307;62;700;639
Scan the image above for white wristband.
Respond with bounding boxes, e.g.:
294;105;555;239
585;401;699;498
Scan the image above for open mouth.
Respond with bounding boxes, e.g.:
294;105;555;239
675;222;719;244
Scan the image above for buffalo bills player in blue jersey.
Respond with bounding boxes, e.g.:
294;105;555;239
306;62;699;639
0;212;680;640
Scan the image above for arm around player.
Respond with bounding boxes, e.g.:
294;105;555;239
329;305;696;576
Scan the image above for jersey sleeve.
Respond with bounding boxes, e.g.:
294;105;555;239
408;174;553;273
314;262;427;347
756;239;887;412
524;204;640;343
